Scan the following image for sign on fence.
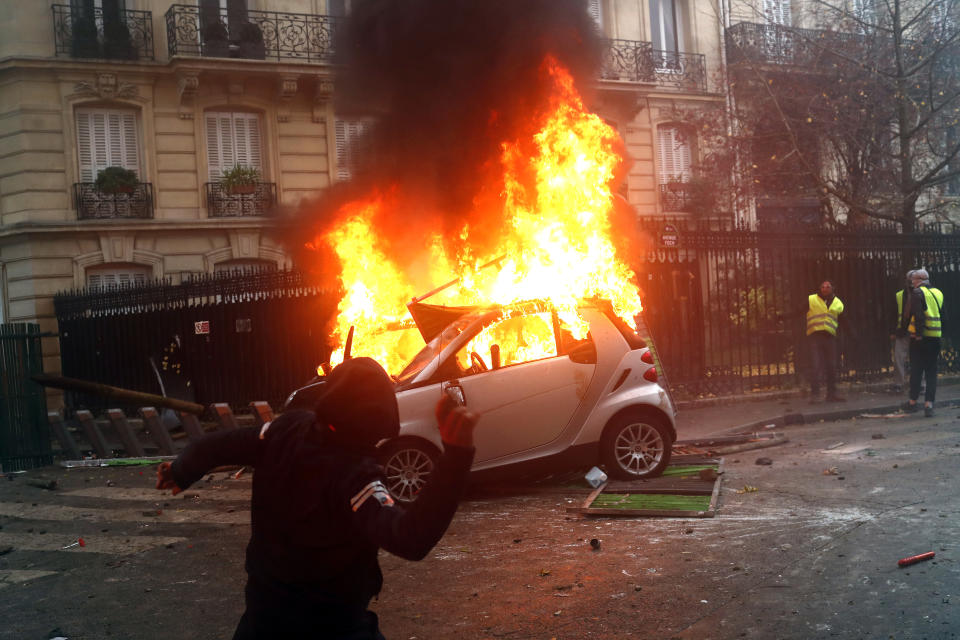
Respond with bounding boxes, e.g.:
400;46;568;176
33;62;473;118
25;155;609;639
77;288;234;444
194;320;210;335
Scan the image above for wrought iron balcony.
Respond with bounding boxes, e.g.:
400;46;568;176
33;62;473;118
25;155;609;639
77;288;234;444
725;22;866;68
659;182;696;212
52;4;154;61
74;183;154;220
205;182;276;217
600;39;707;92
165;4;341;63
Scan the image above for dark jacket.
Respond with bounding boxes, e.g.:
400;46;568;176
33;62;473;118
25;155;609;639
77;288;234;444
170;410;474;637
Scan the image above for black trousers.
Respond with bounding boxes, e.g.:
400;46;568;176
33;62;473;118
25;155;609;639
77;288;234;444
909;337;941;403
808;332;838;397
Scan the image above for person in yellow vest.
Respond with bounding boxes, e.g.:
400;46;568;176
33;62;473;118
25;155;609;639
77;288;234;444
805;280;847;403
904;269;944;417
891;270;915;393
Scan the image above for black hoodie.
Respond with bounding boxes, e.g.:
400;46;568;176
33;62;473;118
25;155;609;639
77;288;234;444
170;358;475;637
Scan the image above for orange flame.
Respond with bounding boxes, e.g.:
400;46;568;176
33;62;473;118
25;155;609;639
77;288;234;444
309;57;641;375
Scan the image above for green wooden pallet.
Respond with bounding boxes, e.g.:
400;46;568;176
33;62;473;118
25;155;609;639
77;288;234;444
567;459;723;518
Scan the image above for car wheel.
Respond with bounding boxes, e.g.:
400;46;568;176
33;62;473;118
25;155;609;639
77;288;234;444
600;411;672;480
379;439;440;503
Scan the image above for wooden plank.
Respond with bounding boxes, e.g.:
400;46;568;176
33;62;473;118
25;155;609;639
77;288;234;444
75;410;111;459
138;407;176;455
178;412;206;442
249;401;274;428
48;411;82;461
566;507;715;518
106;409;146;458
211;403;238;430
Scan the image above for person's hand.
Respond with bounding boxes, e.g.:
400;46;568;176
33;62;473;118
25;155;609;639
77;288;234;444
435;395;479;447
155;461;182;495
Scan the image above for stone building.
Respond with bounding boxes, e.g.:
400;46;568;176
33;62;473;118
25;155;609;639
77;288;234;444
0;0;725;377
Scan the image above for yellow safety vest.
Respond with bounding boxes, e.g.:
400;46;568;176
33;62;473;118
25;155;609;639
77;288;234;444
896;289;916;334
911;286;943;338
807;294;844;336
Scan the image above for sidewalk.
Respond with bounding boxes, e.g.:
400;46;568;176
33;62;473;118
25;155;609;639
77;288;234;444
674;377;960;441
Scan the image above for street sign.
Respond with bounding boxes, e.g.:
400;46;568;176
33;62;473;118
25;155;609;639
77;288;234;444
194;321;210;335
660;223;679;247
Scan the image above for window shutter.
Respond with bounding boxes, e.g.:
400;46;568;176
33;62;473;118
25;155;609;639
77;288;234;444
657;125;692;183
206;112;261;180
335;118;369;181
76;108;140;181
206;113;223;181
764;0;791;25
587;0;603;30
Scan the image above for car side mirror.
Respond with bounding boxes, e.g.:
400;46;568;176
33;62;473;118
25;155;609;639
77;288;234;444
490;344;501;369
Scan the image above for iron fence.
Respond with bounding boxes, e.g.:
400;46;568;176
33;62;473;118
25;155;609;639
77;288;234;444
637;218;960;399
74;182;153;220
205;182;276;217
165;4;341;63
0;324;51;472
601;39;707;92
52;4;154;61
55;270;337;414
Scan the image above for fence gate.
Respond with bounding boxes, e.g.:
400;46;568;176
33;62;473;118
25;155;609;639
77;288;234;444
0;323;51;471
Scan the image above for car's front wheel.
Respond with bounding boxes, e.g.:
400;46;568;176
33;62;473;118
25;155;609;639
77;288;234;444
379;439;440;503
600;411;672;480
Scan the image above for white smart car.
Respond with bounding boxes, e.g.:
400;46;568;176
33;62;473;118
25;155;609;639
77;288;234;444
285;298;676;501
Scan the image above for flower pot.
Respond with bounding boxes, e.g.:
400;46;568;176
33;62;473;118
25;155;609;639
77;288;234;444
227;184;257;195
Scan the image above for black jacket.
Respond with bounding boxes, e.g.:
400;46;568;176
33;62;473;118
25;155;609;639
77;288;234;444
170;410;474;636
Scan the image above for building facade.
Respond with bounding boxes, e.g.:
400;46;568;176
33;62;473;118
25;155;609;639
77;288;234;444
0;0;725;379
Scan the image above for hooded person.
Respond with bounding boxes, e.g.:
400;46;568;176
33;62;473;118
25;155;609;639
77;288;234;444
156;357;479;639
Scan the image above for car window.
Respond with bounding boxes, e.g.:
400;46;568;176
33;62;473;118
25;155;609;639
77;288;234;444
454;311;558;375
395;314;477;385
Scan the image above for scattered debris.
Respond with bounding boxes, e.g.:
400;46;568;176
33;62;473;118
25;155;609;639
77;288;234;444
823;467;840;476
755;457;773;466
860;413;906;419
590;538;601;551
736;485;759;494
898;551;935;567
27;478;58;490
871;433;886;439
585;466;607;489
539;569;552;577
825;442;845;450
0;546;13;556
698;468;720;481
61;537;85;550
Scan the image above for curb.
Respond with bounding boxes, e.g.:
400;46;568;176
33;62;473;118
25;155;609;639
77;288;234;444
713;397;960;437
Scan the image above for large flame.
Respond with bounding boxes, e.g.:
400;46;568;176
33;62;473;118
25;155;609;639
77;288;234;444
309;57;642;375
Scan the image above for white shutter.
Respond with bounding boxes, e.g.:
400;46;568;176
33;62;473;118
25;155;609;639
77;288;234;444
86;265;151;291
76;108;141;181
764;0;791;25
657;125;692;183
335;118;369;182
206;111;262;180
587;0;603;30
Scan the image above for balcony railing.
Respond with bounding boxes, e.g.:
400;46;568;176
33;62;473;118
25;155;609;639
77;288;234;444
74;183;154;220
52;4;154;61
600;39;707;92
205;182;276;217
725;22;867;67
165;4;341;63
659;183;696;212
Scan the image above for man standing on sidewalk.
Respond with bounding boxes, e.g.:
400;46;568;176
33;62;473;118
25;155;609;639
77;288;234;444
904;269;944;417
891;270;915;393
803;280;848;403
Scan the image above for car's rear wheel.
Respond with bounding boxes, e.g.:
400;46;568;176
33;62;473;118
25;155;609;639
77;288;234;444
379;439;440;503
600;411;672;480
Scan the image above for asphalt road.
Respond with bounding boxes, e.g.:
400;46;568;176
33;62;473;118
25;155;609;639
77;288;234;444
1;408;958;640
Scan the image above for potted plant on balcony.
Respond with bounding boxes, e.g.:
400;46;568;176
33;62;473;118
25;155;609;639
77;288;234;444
202;21;230;58
95;166;139;194
219;165;260;195
238;22;266;60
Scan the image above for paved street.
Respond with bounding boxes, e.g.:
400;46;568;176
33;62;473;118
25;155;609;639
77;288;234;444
1;400;958;639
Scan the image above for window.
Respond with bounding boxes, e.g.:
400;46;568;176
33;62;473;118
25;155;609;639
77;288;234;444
213;259;277;274
656;125;693;184
205;111;263;181
587;0;603;30
334;118;371;182
86;264;150;290
650;0;686;70
75;108;141;182
454;312;559;376
763;0;791;25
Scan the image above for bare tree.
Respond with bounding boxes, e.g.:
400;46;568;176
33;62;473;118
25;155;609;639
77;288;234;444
724;0;960;230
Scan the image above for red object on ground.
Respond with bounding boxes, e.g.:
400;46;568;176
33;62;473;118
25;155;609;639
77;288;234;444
898;551;934;567
78;538;86;548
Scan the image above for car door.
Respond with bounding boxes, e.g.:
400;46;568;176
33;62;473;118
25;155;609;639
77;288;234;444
448;311;596;464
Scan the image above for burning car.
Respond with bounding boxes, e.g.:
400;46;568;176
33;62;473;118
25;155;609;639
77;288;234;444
285;298;676;501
